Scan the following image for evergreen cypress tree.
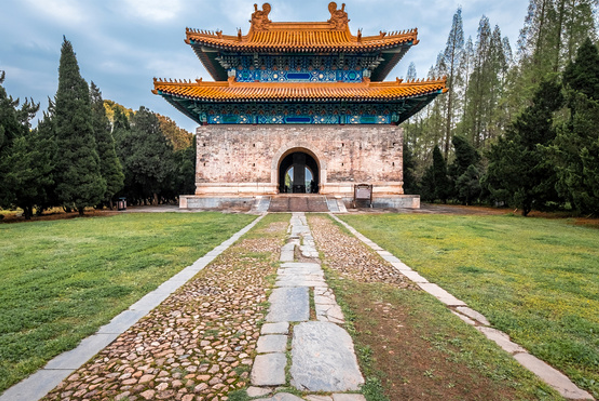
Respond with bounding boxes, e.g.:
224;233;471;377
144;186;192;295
552;38;599;214
34;99;60;214
53;38;106;215
485;77;563;215
90;82;124;208
0;72;47;218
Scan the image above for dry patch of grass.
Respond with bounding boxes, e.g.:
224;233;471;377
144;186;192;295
310;214;564;401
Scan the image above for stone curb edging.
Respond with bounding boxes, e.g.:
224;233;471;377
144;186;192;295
0;214;267;401
328;213;595;401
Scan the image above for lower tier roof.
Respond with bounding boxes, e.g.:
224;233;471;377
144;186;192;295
153;77;447;103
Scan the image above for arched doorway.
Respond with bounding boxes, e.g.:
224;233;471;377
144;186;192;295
278;151;319;193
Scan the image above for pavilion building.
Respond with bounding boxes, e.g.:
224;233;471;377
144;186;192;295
153;2;446;210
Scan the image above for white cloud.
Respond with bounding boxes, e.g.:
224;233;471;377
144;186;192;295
120;0;184;22
22;0;89;26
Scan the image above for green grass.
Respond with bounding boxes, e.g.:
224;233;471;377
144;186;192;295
0;212;255;394
339;214;599;398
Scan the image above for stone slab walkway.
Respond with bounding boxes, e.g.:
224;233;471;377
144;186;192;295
329;213;594;401
0;215;266;401
2;210;593;401
249;212;365;401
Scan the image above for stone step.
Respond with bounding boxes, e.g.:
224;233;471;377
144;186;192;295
269;196;330;212
251;196;271;213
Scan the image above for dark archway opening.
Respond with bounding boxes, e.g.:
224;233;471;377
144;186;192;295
278;151;319;193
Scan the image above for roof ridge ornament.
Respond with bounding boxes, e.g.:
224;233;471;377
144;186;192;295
328;2;349;30
250;3;272;31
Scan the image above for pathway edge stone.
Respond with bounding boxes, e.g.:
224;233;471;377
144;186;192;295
327;213;595;401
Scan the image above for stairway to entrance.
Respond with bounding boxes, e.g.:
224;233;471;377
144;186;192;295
269;195;330;212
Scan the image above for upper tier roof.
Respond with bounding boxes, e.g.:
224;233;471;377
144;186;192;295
186;23;418;53
152;76;447;103
186;2;419;81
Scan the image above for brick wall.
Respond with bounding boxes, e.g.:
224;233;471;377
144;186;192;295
195;125;404;196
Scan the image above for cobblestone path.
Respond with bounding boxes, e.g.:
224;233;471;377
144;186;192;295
4;211;592;401
40;217;287;401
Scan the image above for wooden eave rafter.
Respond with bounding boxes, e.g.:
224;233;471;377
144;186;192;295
152;76;447;103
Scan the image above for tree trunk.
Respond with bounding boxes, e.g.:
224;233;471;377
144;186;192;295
23;206;32;220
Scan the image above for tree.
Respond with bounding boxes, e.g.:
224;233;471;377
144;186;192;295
53;38;105;214
157;114;193;151
432;145;451;202
455;164;482;205
406;62;417;80
443;7;465;158
449;135;481;204
402;138;419;194
34;99;60;214
450;135;481;178
485;78;563;215
90;82;124;208
551;38;599;214
462;16;493;147
118;106;175;205
0;72;50;219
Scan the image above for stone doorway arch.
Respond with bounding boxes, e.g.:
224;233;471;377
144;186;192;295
273;146;325;194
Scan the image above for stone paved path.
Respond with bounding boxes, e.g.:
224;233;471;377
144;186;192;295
248;213;365;401
2;210;594;401
28;215;285;401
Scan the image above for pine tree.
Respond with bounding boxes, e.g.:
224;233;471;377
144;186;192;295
90;82;124;208
552;38;599;214
443;7;465;158
53;38;105;214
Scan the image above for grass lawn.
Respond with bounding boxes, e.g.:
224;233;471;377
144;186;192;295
342;214;599;397
0;212;255;394
339;214;599;399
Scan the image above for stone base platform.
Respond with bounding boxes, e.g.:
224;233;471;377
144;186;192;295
179;194;420;211
179;196;256;211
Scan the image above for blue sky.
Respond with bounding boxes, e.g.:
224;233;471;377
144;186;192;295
1;0;529;133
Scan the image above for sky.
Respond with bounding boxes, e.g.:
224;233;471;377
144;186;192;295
1;0;529;133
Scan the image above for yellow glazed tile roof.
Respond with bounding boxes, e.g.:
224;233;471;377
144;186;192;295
185;2;419;53
152;77;448;102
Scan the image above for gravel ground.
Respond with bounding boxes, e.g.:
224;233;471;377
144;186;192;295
41;223;286;401
308;215;418;290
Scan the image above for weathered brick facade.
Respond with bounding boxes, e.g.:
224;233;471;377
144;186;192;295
193;125;405;198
